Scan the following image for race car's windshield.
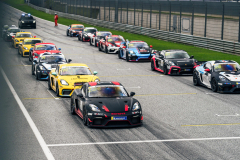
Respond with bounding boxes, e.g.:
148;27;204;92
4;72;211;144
40;55;65;63
8;29;20;33
21;16;34;20
35;45;57;50
60;66;92;75
165;52;190;59
97;32;111;37
107;37;124;42
214;63;238;72
128;42;149;48
72;29;83;31
88;85;128;98
15;33;31;38
24;40;42;45
84;29;97;33
72;25;84;29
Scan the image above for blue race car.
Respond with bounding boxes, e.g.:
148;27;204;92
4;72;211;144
118;40;153;62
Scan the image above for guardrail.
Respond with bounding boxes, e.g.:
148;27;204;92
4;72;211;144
29;3;240;55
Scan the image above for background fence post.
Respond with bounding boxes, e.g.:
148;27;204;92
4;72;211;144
159;3;161;30
104;0;105;21
134;1;136;26
90;0;92;18
238;13;240;42
179;3;181;33
99;0;101;20
150;3;152;28
121;1;122;23
127;2;128;24
221;3;224;40
141;1;143;27
169;2;171;31
204;3;207;37
115;0;118;23
109;0;110;21
191;3;194;35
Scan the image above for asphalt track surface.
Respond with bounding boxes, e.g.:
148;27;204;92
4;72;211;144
1;3;240;160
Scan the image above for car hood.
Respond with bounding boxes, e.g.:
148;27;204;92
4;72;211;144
59;75;98;85
87;97;134;112
34;50;60;55
129;47;150;54
42;62;65;70
24;44;35;49
219;71;240;82
166;59;195;66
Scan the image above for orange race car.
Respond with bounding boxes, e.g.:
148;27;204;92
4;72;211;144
66;24;84;37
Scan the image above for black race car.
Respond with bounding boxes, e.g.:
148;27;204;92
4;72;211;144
1;25;9;37
18;13;36;29
151;50;198;75
89;31;112;47
32;53;69;80
3;26;20;41
193;60;240;93
78;27;97;42
71;81;143;127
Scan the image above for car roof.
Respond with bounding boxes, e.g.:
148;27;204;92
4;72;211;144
97;31;111;33
35;43;55;45
214;60;237;64
87;81;122;86
110;35;120;37
130;40;145;43
24;38;42;41
163;49;186;52
59;63;89;68
71;24;84;26
16;32;31;34
8;27;19;29
85;27;96;29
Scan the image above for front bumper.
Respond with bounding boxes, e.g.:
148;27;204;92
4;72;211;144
83;36;90;41
21;23;36;28
5;36;13;41
85;112;143;128
22;50;30;57
71;32;79;37
14;42;20;48
217;82;240;93
37;70;50;80
128;54;153;61
59;85;82;97
168;66;195;75
108;46;119;54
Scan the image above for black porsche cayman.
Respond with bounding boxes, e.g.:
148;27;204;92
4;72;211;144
70;81;143;127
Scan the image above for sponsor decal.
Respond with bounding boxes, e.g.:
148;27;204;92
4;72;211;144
111;113;126;115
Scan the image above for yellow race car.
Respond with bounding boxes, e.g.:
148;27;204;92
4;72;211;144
48;63;100;97
18;38;42;57
12;32;33;48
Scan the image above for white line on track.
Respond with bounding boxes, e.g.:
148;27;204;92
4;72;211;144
117;68;131;70
216;113;240;117
47;89;60;100
0;66;55;160
47;136;240;147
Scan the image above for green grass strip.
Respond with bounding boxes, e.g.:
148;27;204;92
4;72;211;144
2;0;240;63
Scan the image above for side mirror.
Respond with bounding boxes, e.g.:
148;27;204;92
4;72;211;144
159;55;164;59
204;68;210;72
190;55;194;59
52;72;57;76
123;46;126;49
30;48;33;51
93;71;98;75
130;92;135;97
77;93;83;98
19;42;22;45
150;45;153;48
68;59;72;63
33;59;37;63
58;48;61;50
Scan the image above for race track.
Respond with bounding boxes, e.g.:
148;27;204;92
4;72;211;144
1;3;240;160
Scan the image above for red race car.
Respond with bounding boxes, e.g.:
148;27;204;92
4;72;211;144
98;35;125;54
29;43;61;62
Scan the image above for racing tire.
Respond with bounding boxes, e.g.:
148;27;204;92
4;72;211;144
105;46;108;54
70;99;76;115
90;39;92;46
36;70;39;80
94;41;97;47
48;78;52;90
193;72;200;86
98;44;101;51
211;78;218;92
82;36;84;42
66;31;69;36
83;109;88;126
21;52;24;57
78;35;81;41
151;60;155;71
126;52;129;62
56;83;60;97
163;65;168;75
70;32;73;37
18;48;20;55
29;54;31;61
32;65;35;75
118;51;122;59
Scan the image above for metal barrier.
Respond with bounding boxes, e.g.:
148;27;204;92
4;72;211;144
28;3;240;55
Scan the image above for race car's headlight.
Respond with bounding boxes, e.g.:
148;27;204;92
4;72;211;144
22;21;24;23
130;50;134;54
72;30;75;32
33;21;36;23
132;102;140;111
15;39;19;42
84;34;87;37
169;61;175;66
39;66;45;70
24;47;28;50
60;79;69;85
108;44;112;47
94;79;99;82
219;76;229;82
89;104;100;112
